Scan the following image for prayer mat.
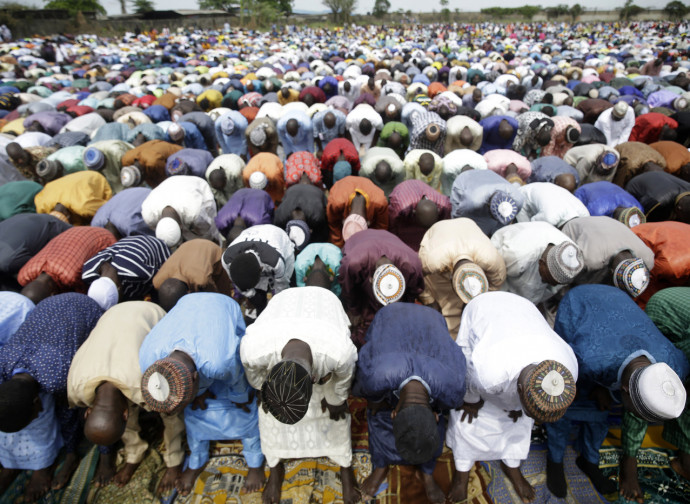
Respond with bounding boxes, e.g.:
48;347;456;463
600;447;690;504
87;445;169;504
485;446;606;504
0;446;97;504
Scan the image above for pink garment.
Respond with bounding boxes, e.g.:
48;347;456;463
542;116;581;158
483;149;532;181
342;214;367;242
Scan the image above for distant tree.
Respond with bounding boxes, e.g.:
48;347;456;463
44;0;106;15
664;1;688;20
198;0;238;10
619;0;643;20
372;0;389;18
545;3;569;18
131;0;153;12
517;5;541;20
323;0;356;23
570;3;583;20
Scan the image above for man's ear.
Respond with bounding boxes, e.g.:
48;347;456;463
434;411;440;423
390;410;397;420
122;407;129;422
84;407;92;420
312;375;317;384
328;275;334;282
621;383;629;394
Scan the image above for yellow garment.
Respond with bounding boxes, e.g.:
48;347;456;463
34;170;112;221
197;89;223;110
67;302;185;467
1;117;25;135
277;87;300;105
418;218;506;339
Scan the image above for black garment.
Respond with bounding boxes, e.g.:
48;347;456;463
273;184;328;243
625;171;690;221
0;213;71;274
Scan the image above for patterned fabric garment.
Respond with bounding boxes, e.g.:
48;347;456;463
0;293;103;452
408;111;446;155
17;226;117;291
81;235;171;300
285;151;322;186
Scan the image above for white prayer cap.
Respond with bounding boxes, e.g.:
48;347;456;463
155;217;181;248
249;171;268;190
87;276;119;311
629;363;687;423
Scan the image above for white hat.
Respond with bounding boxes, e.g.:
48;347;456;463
87;276;119;311
155;217;182;248
249;171;268;190
612;101;629;120
630;362;687;422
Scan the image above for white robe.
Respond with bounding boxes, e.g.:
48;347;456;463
240;287;357;467
446;291;578;470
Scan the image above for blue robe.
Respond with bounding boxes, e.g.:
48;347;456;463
139;293;262;470
546;285;690;464
353;303;466;473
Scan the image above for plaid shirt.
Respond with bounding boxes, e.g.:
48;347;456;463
18;227;116;291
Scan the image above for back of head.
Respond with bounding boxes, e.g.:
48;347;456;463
262;360;312;424
418;153;435;176
374;160;392;184
392;404;439;465
157;278;189;312
519;360;576;423
0;379;38;433
229;252;261;292
415;198;439;228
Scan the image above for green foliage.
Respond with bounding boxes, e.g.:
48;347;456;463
480;5;542;20
372;0;389;17
131;0;154;13
44;0;106;15
570;3;583;20
0;2;30;9
664;1;688;20
619;0;644;20
322;0;356;23
441;7;450;20
198;0;239;10
545;3;569;18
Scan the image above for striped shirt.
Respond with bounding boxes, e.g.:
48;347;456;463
82;235;170;300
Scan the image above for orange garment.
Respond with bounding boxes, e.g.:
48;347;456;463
326;175;389;248
152;93;177;110
242;152;285;204
121;140;184;188
632;221;690;308
650;141;690;175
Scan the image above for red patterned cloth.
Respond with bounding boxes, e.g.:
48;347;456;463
18;226;116;291
285;151;322;187
238;92;262;109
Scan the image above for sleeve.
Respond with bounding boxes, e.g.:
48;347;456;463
239;338;272;391
322;343;358;406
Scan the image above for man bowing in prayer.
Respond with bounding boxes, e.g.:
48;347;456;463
68;302;184;491
354;302;466;503
240;287;360;504
447;291;578;504
140;293;265;496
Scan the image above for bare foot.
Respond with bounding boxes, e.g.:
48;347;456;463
113;462;140;487
670;453;690;481
340;466;361;504
447;470;470;503
52;452;78;490
421;472;445;504
360;466;388;499
157;464;182;495
619;455;644;504
93;452;116;487
262;463;284;504
26;467;52;502
176;466;205;496
501;462;535;503
243;465;265;493
0;468;20;495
